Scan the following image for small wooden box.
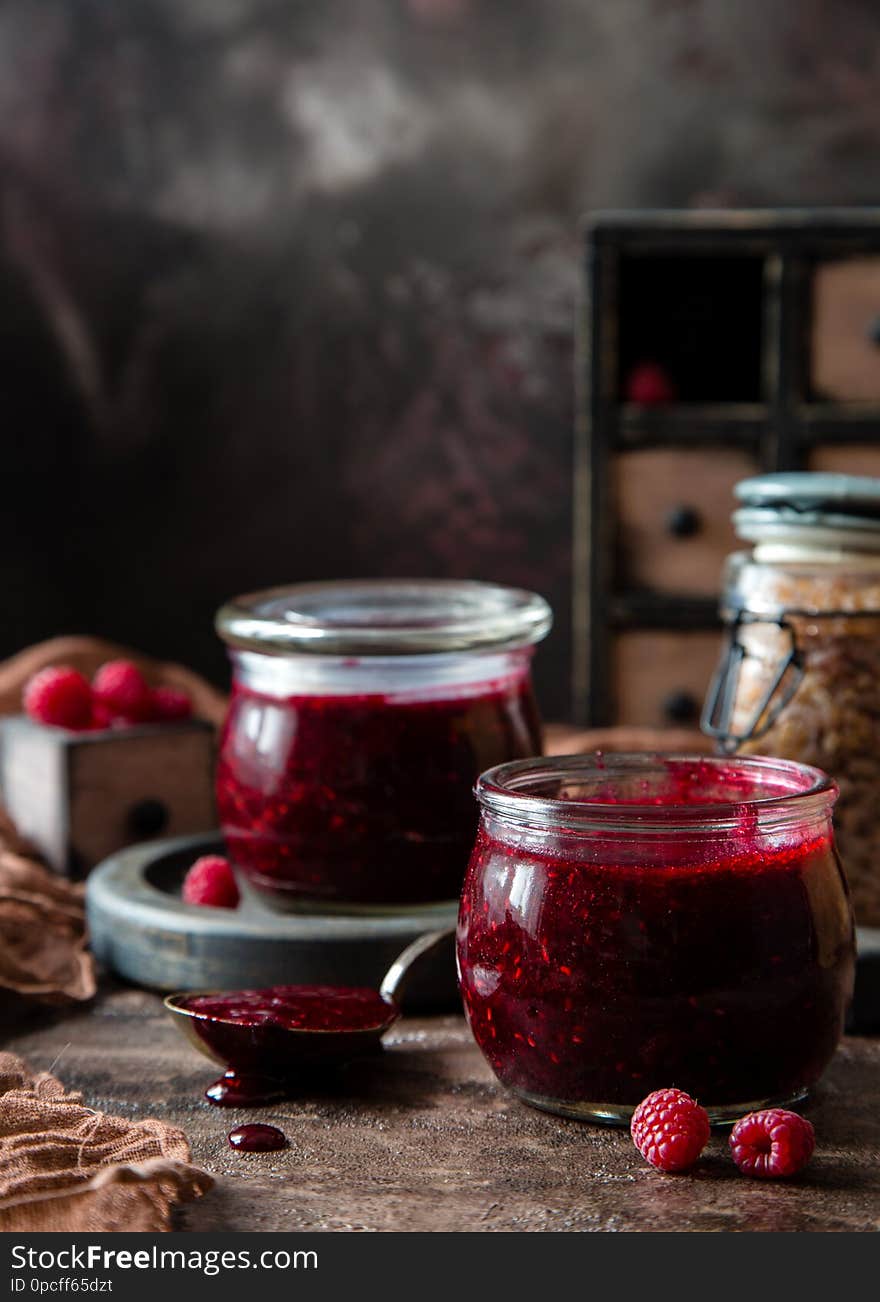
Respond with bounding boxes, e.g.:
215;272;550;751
0;716;216;878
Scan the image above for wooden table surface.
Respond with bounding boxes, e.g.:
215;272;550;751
6;982;880;1233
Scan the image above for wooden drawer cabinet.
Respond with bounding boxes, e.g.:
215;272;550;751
612;632;722;728
809;444;880;477
614;448;755;596
812;259;880;402
579;211;880;727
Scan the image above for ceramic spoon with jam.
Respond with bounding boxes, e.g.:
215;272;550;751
164;926;455;1106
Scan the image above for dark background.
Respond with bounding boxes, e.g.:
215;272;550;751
2;0;879;718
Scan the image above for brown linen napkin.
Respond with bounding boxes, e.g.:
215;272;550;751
0;1054;212;1232
0;849;95;1009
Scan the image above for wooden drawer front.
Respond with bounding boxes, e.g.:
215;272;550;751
812;259;880;402
612;631;723;728
613;448;755;596
809;444;880;478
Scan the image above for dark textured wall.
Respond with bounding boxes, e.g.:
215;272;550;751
1;0;879;716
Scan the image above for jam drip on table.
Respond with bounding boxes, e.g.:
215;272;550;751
227;1123;287;1152
216;674;541;906
206;1072;292;1107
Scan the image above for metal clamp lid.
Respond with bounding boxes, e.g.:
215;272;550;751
702;602;880;748
701;611;804;751
733;472;880;556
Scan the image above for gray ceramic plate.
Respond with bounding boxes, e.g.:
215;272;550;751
85;832;459;1011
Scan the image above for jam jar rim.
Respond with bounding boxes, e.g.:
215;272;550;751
475;752;837;837
215;578;552;657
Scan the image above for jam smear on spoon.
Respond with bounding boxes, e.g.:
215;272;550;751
182;985;397;1031
175;984;400;1105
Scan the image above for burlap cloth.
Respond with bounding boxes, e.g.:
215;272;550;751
0;1054;211;1232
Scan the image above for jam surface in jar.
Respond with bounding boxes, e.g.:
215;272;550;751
217;670;541;906
457;755;855;1122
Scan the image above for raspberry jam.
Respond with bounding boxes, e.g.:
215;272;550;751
227;1123;287;1152
175;984;399;1092
457;754;855;1124
215;580;550;908
206;1072;291;1107
217;673;540;906
181;985;397;1032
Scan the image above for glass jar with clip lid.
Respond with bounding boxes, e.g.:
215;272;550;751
702;472;880;926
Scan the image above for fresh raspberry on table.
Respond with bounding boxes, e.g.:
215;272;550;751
631;1087;711;1173
92;659;153;723
182;855;240;909
625;360;676;405
23;666;94;730
151;685;193;721
729;1109;815;1179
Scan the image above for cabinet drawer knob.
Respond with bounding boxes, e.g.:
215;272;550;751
665;505;701;538
127;798;170;839
663;690;699;723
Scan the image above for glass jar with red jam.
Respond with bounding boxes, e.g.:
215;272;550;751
215;579;550;911
457;753;855;1124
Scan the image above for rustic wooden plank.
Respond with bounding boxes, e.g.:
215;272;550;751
5;982;879;1233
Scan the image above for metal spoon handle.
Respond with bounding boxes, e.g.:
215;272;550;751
379;925;457;1007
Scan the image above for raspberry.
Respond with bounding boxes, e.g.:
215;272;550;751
625;360;676;405
89;701;115;731
631;1088;711;1173
93;660;153;723
23;667;93;730
182;856;240;909
151;686;193;721
729;1109;815;1179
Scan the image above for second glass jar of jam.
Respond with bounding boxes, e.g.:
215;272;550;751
215;579;550;911
458;753;854;1124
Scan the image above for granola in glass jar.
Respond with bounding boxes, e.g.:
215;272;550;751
704;473;880;927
